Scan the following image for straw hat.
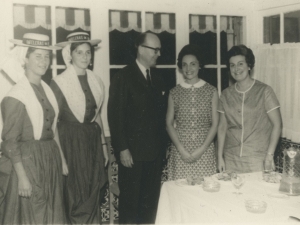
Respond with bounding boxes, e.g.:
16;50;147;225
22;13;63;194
9;33;60;50
56;32;101;48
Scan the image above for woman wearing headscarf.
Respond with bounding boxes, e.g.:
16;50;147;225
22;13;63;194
0;33;67;224
50;32;108;224
217;45;282;173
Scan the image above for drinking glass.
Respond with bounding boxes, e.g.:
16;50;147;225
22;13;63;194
231;172;245;195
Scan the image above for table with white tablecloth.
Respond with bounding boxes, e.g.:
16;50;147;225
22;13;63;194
155;172;300;224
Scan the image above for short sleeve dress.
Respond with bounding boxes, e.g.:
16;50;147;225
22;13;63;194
0;84;65;224
167;80;217;180
50;74;107;224
218;80;280;173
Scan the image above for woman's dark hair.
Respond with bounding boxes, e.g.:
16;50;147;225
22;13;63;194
70;42;93;54
177;44;204;69
226;45;255;70
70;42;94;65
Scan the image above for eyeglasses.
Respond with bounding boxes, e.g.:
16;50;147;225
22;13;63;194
141;45;161;54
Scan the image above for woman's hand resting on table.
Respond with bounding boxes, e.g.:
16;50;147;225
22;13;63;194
264;155;275;171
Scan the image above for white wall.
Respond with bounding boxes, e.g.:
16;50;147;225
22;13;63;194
0;0;259;136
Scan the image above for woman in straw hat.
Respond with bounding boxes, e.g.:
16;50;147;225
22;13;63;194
0;33;67;224
51;32;108;224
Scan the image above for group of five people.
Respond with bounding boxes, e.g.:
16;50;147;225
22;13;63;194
0;31;281;224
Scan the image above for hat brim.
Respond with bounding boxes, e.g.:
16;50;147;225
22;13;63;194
55;39;101;48
10;39;61;50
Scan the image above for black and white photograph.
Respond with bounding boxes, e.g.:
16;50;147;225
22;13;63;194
0;0;299;224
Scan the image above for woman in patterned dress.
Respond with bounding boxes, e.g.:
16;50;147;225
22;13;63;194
50;32;108;224
0;33;67;224
166;44;219;180
217;45;282;173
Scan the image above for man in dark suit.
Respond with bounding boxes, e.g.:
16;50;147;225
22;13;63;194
108;32;167;224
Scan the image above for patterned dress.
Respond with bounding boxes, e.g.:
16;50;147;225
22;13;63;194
168;81;217;180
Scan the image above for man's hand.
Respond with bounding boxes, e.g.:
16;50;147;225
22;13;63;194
120;149;134;168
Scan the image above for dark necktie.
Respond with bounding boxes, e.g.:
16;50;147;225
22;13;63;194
146;69;151;87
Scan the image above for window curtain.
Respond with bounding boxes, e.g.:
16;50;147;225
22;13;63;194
253;43;300;143
146;13;175;34
109;11;176;65
56;7;90;31
14;4;51;30
109;10;141;65
109;11;141;32
189;15;243;50
145;12;176;65
109;11;175;34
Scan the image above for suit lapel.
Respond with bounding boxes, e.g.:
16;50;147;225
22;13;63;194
132;62;161;92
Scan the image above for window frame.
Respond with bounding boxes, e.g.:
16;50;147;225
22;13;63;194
4;0;254;137
256;1;300;45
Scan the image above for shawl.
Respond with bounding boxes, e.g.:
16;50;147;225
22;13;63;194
6;76;59;140
53;64;104;123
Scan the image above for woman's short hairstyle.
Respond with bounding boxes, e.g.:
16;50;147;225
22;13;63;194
227;45;255;70
177;44;204;69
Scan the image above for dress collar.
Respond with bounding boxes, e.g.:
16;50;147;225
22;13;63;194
180;79;206;88
235;79;256;93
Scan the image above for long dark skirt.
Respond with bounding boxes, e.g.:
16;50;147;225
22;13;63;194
58;121;107;224
0;139;65;224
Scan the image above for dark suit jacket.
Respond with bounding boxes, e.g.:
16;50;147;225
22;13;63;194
108;62;167;161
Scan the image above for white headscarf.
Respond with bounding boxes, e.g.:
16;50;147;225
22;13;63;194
0;46;28;83
62;44;72;67
53;43;104;123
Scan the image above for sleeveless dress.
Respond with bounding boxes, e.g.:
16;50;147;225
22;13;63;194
50;75;107;224
168;81;217;180
0;84;65;224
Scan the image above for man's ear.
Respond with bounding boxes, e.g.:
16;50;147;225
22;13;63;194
137;45;143;55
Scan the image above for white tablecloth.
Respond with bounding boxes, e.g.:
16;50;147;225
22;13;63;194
155;172;300;224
